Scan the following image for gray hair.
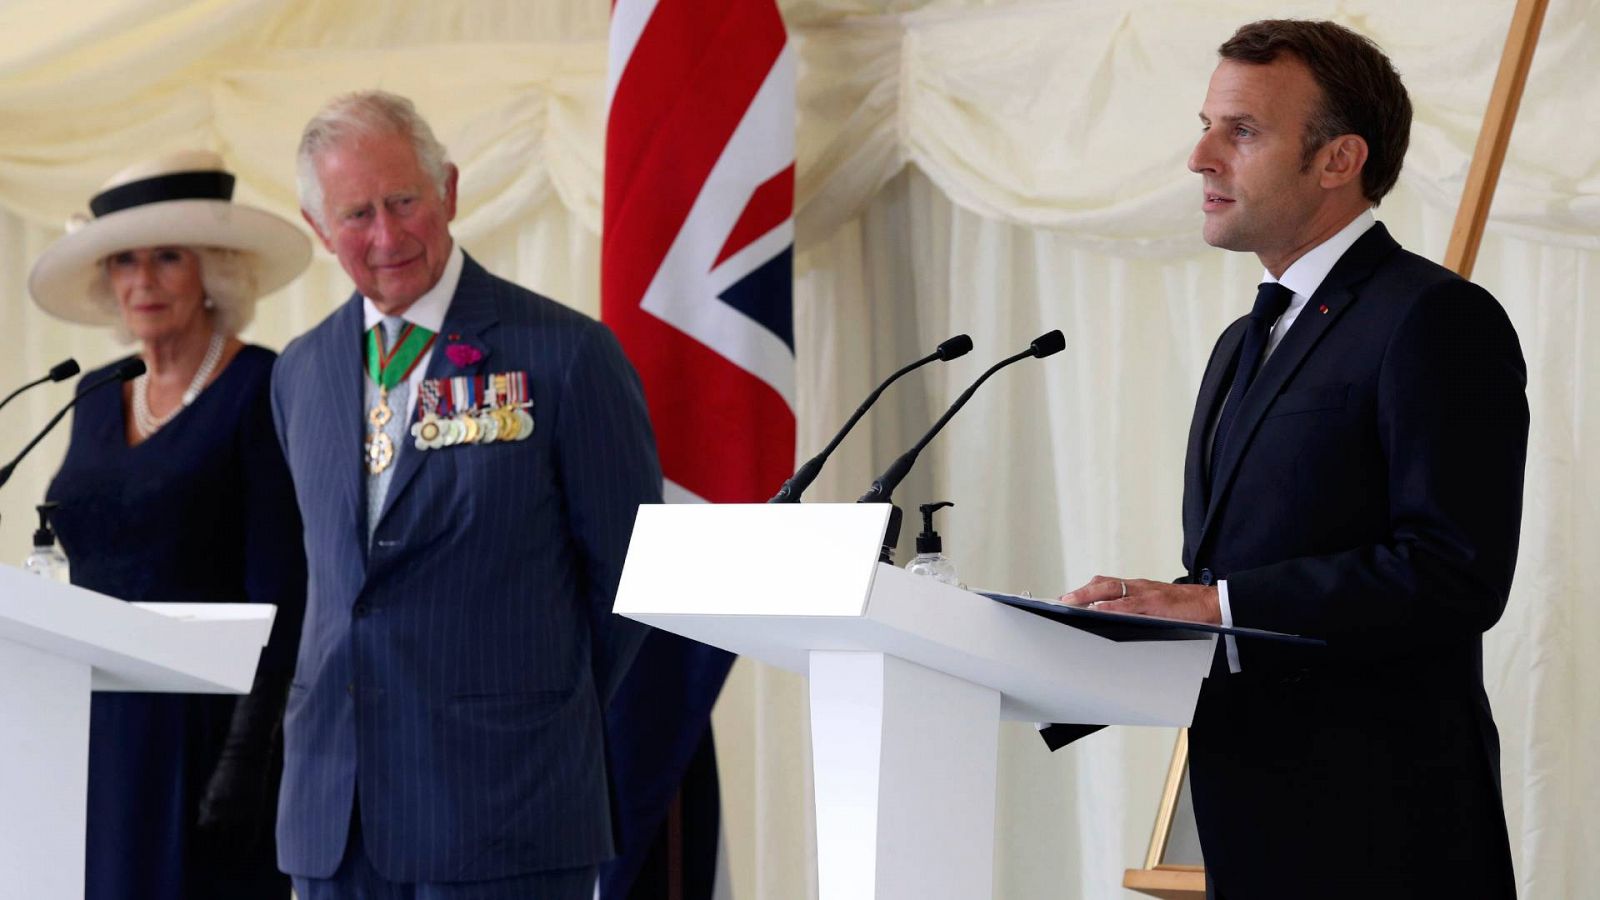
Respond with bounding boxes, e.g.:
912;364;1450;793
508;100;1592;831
296;90;452;229
90;247;261;343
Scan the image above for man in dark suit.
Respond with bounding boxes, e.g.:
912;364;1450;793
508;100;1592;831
1049;21;1528;899
271;90;659;898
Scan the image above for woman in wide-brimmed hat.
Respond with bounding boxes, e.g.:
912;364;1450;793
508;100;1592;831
31;150;309;900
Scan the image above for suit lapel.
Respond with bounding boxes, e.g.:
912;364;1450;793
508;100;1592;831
1184;321;1246;542
373;255;500;530
1198;223;1400;546
324;297;369;566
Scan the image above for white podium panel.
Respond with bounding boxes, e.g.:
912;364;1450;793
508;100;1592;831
810;651;1000;900
617;504;1214;899
0;637;91;899
0;566;275;899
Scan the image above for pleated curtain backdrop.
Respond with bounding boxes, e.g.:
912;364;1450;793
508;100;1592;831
0;2;1595;898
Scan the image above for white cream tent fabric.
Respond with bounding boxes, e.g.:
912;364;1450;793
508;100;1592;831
0;1;1595;897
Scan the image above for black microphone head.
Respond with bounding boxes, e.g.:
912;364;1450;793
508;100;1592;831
935;334;973;361
115;359;148;380
1030;330;1066;358
48;359;80;382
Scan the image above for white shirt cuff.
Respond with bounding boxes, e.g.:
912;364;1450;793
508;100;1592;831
1218;579;1241;674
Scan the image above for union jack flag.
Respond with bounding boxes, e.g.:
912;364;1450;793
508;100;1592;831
600;0;795;895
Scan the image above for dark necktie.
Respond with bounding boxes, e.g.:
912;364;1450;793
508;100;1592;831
1209;281;1294;485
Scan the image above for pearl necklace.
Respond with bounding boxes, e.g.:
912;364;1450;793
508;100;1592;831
132;331;225;438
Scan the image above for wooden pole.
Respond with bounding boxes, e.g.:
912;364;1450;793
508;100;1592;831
1442;0;1550;278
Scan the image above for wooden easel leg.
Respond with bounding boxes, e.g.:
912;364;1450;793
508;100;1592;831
1443;0;1550;278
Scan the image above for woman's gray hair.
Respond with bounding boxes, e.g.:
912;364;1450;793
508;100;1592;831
296;90;452;229
89;247;261;343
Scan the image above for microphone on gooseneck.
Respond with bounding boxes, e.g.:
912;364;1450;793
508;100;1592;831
769;334;974;503
857;330;1064;562
0;359;145;490
0;359;81;417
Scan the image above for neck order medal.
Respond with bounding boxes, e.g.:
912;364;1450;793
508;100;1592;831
365;322;436;474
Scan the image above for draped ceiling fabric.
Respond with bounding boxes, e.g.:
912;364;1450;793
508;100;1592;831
0;1;1594;897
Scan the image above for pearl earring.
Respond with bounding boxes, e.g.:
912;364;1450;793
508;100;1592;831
203;296;216;310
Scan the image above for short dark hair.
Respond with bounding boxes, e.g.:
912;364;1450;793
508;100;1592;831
1219;19;1411;204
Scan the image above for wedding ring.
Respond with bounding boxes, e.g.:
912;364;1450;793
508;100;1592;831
1119;580;1128;598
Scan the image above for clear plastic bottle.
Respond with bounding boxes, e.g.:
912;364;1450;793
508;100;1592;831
23;502;69;583
905;501;959;586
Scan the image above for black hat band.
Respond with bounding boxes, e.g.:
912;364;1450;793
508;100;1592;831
89;170;236;218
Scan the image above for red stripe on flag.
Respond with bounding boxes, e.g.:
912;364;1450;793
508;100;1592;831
617;311;796;502
713;164;794;269
606;0;759;205
604;0;793;502
602;11;790;897
604;0;785;323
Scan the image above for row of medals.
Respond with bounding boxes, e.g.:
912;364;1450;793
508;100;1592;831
364;376;536;476
410;402;534;450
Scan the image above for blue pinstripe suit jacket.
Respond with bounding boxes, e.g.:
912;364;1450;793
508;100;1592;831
270;255;660;881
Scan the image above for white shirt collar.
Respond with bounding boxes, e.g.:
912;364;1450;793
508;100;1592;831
1262;209;1376;300
361;241;464;333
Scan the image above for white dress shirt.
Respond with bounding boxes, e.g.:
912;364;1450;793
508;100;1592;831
1216;210;1376;673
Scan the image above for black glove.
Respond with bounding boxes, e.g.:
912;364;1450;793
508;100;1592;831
196;749;274;852
195;674;288;857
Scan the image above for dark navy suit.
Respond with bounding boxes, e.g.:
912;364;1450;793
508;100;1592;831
270;255;659;884
1047;225;1527;898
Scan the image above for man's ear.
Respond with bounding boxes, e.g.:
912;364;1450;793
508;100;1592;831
1319;134;1369;191
441;163;460;222
302;208;334;253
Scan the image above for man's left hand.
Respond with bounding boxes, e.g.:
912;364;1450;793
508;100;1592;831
1059;575;1222;625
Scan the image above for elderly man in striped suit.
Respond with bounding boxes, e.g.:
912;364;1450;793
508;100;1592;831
270;90;660;899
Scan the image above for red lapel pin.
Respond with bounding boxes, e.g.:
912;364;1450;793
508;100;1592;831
1319;304;1330;314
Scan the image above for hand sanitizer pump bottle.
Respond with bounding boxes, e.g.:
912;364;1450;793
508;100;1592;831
905;501;959;586
23;502;70;584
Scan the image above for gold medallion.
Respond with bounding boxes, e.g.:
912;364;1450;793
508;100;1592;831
412;415;443;450
365;431;395;474
368;389;394;428
495;407;519;442
477;411;499;443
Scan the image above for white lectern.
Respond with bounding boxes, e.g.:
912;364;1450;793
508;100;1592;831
615;504;1215;900
0;564;276;899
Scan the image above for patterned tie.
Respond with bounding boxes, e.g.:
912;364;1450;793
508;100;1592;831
366;316;428;539
1209;281;1294;486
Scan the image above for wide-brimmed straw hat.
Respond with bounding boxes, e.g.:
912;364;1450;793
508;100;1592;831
28;149;312;326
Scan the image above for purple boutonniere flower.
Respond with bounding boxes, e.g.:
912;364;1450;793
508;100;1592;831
445;341;484;368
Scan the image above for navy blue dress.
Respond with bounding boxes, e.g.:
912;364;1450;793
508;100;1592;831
47;345;304;900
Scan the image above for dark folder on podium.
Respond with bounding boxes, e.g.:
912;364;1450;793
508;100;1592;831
981;592;1325;647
